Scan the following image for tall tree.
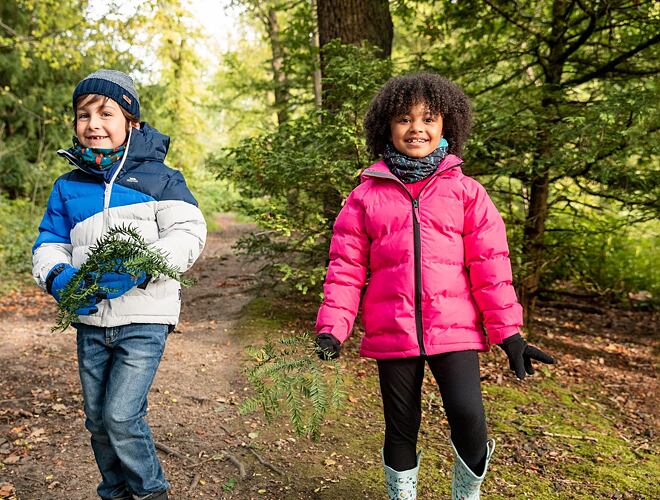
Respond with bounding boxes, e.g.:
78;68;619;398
414;0;659;319
315;0;393;223
316;0;393;58
316;0;393;99
0;0;138;201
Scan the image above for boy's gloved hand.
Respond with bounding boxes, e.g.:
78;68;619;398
315;333;341;360
46;263;99;315
47;263;79;302
497;333;555;380
94;268;148;300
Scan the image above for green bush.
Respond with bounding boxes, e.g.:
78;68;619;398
211;42;391;296
0;195;40;291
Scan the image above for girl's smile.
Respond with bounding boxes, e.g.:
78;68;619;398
389;102;443;158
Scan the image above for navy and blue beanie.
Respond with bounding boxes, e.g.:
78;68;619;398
72;69;140;119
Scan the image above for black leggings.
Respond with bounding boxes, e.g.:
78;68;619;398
377;350;487;473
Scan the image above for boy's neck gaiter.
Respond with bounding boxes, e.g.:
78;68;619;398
383;138;449;184
69;136;126;170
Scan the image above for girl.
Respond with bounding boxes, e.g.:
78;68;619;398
32;69;207;500
315;73;554;499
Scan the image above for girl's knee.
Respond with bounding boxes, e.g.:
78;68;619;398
447;404;486;434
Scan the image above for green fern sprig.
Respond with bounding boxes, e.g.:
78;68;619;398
53;224;194;332
239;332;345;440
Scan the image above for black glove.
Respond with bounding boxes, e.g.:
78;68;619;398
315;333;341;360
497;333;555;380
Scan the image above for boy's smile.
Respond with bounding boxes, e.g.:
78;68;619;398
76;96;131;150
389;102;443;158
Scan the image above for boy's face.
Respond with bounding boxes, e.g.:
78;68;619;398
389;102;443;158
75;95;131;150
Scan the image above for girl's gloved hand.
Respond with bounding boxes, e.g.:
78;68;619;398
497;333;555;379
46;263;100;315
315;333;341;360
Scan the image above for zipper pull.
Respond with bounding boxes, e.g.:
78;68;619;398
412;199;420;223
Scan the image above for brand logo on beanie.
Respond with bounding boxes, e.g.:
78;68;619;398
122;94;132;105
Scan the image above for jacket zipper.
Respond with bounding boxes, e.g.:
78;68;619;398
362;163;462;358
103;128;133;233
411;198;425;356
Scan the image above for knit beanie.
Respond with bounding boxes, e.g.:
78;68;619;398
72;69;140;119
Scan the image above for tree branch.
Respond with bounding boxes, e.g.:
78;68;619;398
562;33;660;86
475;62;537;96
482;0;548;41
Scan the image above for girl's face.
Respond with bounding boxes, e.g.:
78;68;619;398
389;102;443;158
75;95;134;149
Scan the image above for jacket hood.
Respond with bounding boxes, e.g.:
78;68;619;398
127;122;170;163
57;122;170;176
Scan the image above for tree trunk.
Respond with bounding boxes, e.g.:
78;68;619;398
316;0;392;57
266;7;289;125
310;0;322;110
315;0;392;225
316;0;392;107
520;0;569;324
521;169;550;322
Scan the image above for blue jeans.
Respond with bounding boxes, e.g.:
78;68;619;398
76;323;170;498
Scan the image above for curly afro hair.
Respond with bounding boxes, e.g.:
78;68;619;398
364;72;472;159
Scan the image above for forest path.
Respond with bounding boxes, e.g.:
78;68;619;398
0;214;288;499
0;214;658;499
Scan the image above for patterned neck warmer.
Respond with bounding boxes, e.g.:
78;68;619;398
70;136;126;170
383;138;449;184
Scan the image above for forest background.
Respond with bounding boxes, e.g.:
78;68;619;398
0;1;658;498
0;0;658;315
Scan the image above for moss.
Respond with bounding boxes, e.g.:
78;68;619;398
232;296;299;341
235;296;658;498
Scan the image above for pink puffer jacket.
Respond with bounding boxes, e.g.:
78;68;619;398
316;155;522;359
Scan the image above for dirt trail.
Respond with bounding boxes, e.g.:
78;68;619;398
1;215;658;499
0;214;288;499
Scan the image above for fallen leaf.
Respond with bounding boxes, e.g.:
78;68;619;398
0;482;15;496
3;454;20;464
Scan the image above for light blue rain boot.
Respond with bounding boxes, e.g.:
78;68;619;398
382;449;422;500
451;439;496;500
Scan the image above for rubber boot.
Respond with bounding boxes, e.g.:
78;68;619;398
451;439;495;500
382;449;422;500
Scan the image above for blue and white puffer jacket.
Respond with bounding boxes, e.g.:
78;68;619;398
32;123;207;327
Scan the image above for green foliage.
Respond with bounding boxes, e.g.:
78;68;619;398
0;0;141;202
212;42;391;295
239;332;345;440
53;225;193;332
393;0;660;304
221;478;237;492
0;195;39;290
544;213;660;299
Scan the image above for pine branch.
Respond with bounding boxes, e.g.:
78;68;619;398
239;332;344;440
53;224;194;332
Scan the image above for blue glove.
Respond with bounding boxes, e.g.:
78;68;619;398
46;263;99;315
95;268;147;300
